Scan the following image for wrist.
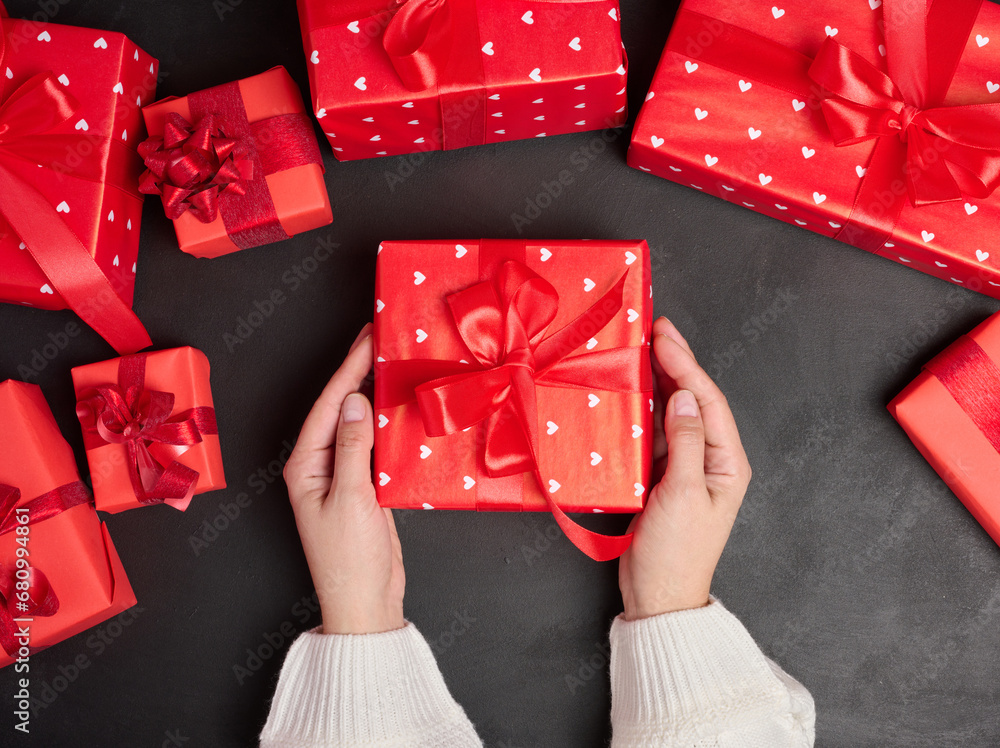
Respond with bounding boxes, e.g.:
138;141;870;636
321;601;405;635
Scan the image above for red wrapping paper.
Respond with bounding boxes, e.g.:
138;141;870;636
373;239;653;559
0;8;157;317
297;0;628;161
140;67;332;258
71;347;226;513
629;0;1000;297
889;313;1000;547
0;380;136;669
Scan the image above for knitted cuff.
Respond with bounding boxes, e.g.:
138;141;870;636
609;599;794;743
259;622;481;748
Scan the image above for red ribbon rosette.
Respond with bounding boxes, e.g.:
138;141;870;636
138;112;254;223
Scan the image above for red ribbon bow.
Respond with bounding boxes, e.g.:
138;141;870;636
379;259;651;561
0;65;151;353
139;112;254;223
809;35;1000;208
0;480;91;656
76;354;218;506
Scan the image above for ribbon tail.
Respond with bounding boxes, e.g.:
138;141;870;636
537;471;633;561
0;163;151;354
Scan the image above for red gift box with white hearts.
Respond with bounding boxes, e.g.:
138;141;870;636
297;0;628;161
373;239;654;553
0;5;157;335
628;0;1000;297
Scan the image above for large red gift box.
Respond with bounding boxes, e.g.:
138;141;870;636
629;0;1000;297
0;4;157;352
140;67;332;258
373;239;653;560
0;380;136;669
297;0;628;161
72;347;225;514
889;312;1000;547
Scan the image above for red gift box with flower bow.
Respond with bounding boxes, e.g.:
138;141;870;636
71;347;226;513
140;67;332;258
889;312;1000;547
297;0;628;161
373;240;653;560
0;380;136;669
0;3;157;353
629;0;1000;296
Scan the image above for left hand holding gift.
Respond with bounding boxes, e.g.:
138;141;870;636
283;323;406;634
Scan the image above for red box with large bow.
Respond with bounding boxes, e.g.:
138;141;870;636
297;0;628;160
373;240;653;560
0;380;136;670
71;347;226;513
140;67;332;258
889;312;1000;547
0;4;157;353
629;0;1000;296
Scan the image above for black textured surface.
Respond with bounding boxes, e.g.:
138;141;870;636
2;1;1000;746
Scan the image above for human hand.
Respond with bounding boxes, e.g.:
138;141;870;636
618;317;752;619
283;323;405;634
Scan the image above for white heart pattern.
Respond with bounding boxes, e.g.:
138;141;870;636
540;247;552;261
633;483;644;497
354;76;367;91
792;99;806;111
113;255;119;267
415;328;428;343
420;445;432;459
546;421;558;435
705;154;719;167
310;50;319;64
759;173;773;186
586;338;598;350
348;21;360;33
588;393;600;408
522;10;534;23
748;127;761;140
813;192;826;204
802;146;815;158
989;81;1000;94
590;452;602;466
464;475;477;490
94;37;108;49
856;165;867;177
57;74;69;86
482;41;494;55
739;80;752;92
922;230;934;242
108;210;114;222
695;108;708;120
978;35;989;47
376;299;385;313
651;135;664;148
685;61;698;74
966;203;978;215
378;414;389;428
455;244;468;258
39;284;53;294
869;0;882;7
772;6;785;19
625;250;637;265
632;424;643;438
609;7;618;20
378;472;391;486
413;270;426;284
569;37;581;51
826;26;838;36
529;68;542;83
56;201;69;213
935;261;947;267
627;308;639;323
75;119;88;131
422;503;435;510
584;278;596;292
548;480;560;493
977;249;990;262
37;31;51;42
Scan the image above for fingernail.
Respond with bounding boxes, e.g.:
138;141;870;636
673;390;699;418
343;393;366;423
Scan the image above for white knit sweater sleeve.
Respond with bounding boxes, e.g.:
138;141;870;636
259;623;483;748
609;598;815;747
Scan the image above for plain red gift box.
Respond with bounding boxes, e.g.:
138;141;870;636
889;313;1000;546
297;0;628;161
372;239;653;522
0;380;135;669
0;5;157;310
628;0;1000;296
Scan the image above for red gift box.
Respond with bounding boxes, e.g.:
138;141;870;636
629;0;1000;297
297;0;628;161
71;347;225;513
889;312;1000;547
140;67;332;258
0;380;136;669
373;239;653;560
0;4;158;352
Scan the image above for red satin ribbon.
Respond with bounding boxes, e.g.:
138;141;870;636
0;63;151;353
667;0;998;252
0;480;92;657
140;79;322;250
75;354;218;506
378;245;651;561
925;335;1000;454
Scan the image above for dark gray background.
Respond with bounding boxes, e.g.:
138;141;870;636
2;0;999;746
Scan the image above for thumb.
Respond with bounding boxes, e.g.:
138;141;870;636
330;392;375;500
659;389;706;499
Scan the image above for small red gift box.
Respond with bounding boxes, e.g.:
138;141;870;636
71;347;225;513
629;0;1000;297
140;66;332;258
0;380;136;669
297;0;628;161
0;4;157;353
889;313;1000;547
373;240;653;560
